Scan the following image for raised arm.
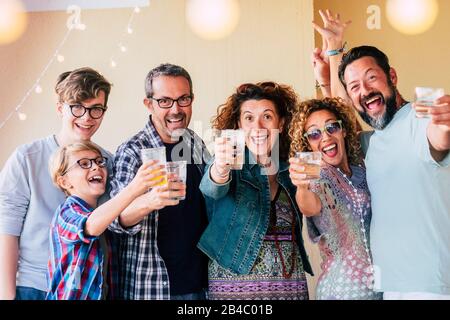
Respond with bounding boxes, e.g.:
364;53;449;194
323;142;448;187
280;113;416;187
313;9;352;103
289;157;322;217
312;36;331;98
423;95;450;162
85;160;167;236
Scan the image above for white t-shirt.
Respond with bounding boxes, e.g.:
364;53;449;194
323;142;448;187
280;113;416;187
366;104;450;295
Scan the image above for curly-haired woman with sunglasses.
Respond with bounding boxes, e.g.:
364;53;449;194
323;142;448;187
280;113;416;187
198;82;313;300
289;98;382;300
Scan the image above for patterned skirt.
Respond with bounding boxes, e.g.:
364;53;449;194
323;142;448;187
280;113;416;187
208;239;309;300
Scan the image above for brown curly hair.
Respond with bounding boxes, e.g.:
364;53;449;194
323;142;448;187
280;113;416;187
212;81;299;161
289;97;363;166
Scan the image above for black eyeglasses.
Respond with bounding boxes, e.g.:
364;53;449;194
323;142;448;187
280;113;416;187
62;156;108;175
149;95;193;109
65;103;107;119
304;120;343;141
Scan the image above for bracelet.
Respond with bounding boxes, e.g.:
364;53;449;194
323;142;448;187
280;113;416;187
213;163;230;180
315;83;330;90
326;41;347;56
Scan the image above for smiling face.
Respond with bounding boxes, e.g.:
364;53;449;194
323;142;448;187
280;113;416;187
144;75;193;143
304;109;348;170
58;90;106;142
57;150;107;208
238;99;284;160
344;56;398;130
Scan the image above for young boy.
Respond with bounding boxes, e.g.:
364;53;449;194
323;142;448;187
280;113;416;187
0;68;111;299
47;141;166;299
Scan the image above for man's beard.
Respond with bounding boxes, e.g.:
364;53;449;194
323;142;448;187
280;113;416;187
358;85;398;130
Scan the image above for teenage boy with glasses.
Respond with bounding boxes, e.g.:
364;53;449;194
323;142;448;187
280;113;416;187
109;63;211;300
0;67;112;300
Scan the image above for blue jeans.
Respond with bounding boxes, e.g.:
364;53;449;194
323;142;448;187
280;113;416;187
15;286;46;300
171;289;207;300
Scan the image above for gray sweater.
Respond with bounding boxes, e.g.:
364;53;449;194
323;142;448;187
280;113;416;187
0;135;111;291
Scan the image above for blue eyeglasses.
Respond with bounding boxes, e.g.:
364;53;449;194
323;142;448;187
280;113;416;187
304;120;343;141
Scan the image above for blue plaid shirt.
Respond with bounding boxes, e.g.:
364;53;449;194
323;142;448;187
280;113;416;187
47;196;117;300
109;116;210;300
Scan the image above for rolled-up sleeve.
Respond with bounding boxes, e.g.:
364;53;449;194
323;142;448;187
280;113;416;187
108;147;144;235
57;203;97;244
199;159;232;200
0;149;30;236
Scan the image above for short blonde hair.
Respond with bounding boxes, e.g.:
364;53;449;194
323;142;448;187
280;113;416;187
49;141;103;195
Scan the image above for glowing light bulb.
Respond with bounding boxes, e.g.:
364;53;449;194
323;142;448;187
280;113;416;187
386;0;439;35
0;0;28;45
127;27;133;34
57;54;65;62
35;85;42;94
134;7;141;13
119;44;127;52
186;0;240;40
110;59;117;68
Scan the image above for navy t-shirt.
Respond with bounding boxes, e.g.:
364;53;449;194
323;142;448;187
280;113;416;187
157;139;208;295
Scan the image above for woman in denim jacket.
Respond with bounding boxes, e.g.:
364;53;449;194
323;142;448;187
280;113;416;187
198;82;313;300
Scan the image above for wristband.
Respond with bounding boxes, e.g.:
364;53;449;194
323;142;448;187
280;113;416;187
326;42;347;56
315;83;330;90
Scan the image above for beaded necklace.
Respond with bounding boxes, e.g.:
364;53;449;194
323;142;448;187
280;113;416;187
336;166;374;289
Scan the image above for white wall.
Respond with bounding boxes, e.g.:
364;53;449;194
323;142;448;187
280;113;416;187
0;0;322;298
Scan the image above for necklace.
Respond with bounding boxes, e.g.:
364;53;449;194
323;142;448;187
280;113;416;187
336;166;375;289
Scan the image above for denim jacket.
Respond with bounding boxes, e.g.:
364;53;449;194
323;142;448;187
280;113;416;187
198;149;313;276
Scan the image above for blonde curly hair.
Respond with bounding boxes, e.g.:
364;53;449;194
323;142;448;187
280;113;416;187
289;97;363;166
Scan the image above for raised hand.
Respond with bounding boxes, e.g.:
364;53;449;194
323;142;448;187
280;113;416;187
429;95;450;128
312;9;351;50
289;157;314;190
128;160;166;195
212;136;234;181
312;30;330;88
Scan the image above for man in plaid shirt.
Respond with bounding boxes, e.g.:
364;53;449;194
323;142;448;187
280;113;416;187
109;64;211;300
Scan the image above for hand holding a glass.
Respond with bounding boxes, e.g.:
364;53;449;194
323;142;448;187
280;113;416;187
166;161;187;201
211;130;244;183
127;160;167;196
289;152;322;189
426;94;450;129
413;87;445;119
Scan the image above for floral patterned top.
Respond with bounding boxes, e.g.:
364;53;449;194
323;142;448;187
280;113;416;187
308;164;382;300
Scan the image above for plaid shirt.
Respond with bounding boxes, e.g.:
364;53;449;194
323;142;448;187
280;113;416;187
46;196;116;300
109;116;210;300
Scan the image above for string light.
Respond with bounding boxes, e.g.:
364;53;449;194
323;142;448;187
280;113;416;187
110;6;143;69
1;5;144;129
18;112;27;121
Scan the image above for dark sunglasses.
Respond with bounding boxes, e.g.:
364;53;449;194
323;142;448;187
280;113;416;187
303;120;343;141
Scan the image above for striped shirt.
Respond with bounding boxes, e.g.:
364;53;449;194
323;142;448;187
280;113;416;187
109;116;210;300
46;196;115;300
